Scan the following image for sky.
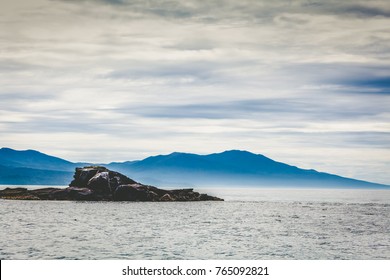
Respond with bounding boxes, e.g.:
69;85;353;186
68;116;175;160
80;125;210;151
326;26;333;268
0;0;389;184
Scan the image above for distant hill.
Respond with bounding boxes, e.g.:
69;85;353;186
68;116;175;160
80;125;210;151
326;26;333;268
0;147;388;188
105;150;389;188
0;164;73;185
0;148;81;185
0;147;77;171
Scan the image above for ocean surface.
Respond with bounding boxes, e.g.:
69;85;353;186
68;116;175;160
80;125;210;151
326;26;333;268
1;186;389;260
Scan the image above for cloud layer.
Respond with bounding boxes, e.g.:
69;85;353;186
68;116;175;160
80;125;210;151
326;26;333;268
1;0;390;184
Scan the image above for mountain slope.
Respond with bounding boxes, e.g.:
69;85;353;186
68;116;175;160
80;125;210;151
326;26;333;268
0;147;77;171
0;164;73;185
0;148;388;188
106;150;389;188
122;150;302;174
0;148;81;185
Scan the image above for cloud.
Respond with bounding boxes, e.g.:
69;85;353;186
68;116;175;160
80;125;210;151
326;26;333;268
116;97;386;121
0;0;390;184
328;3;390;18
56;1;390;23
344;77;390;93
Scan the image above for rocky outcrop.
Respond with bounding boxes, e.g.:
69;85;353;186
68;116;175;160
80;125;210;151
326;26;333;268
0;166;223;202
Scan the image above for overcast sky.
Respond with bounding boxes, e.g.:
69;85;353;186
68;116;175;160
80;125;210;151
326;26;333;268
1;0;389;184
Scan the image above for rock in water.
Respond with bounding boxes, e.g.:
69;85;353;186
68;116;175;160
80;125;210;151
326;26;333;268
0;166;223;202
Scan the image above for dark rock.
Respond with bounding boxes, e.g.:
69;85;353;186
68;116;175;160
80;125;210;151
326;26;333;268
30;188;64;200
0;187;39;200
0;166;224;202
69;166;108;188
199;193;223;201
87;172;111;196
49;189;70;200
67;187;95;201
0;187;28;195
113;184;149;201
160;193;174;201
108;170;136;192
147;190;159;201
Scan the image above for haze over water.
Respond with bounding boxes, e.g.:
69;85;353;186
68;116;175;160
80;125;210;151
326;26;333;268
1;187;389;259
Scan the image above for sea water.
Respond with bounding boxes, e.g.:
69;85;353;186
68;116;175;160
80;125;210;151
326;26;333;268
0;187;389;259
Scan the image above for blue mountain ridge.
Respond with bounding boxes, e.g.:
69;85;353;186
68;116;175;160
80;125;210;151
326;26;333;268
0;147;78;171
0;148;85;185
0;147;388;188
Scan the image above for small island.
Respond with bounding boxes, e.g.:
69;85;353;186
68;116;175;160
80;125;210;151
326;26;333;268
0;166;223;201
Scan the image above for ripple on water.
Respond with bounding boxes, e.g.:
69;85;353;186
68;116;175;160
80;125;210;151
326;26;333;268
1;189;390;259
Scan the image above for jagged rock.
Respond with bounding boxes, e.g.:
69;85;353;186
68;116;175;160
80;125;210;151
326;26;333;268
49;189;69;200
0;187;40;200
114;184;148;201
0;166;223;202
30;188;64;200
70;166;106;188
160;193;174;201
87;172;111;196
108;170;135;192
67;187;95;200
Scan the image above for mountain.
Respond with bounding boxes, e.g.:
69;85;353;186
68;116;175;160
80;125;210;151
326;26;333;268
0;148;82;185
0;164;73;185
105;150;389;188
0;147;77;171
0;147;388;188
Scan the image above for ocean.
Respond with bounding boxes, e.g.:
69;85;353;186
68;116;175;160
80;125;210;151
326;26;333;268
0;187;389;259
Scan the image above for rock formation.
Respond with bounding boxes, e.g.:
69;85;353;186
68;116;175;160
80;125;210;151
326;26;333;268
0;166;223;201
